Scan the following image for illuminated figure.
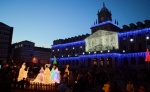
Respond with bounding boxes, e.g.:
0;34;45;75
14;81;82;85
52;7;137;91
18;62;29;82
31;67;44;83
43;64;52;84
65;64;69;75
53;67;60;83
51;65;56;82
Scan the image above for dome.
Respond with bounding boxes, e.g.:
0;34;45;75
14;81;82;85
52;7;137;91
100;2;109;12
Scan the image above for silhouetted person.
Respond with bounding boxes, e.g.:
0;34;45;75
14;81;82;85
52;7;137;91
20;78;26;90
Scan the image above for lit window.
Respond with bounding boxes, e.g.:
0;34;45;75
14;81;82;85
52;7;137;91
66;48;68;50
89;52;90;54
58;49;59;51
53;50;54;52
80;46;82;48
130;38;134;42
68;55;69;57
62;55;63;57
73;47;74;49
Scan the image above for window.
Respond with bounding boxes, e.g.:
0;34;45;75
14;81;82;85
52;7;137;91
123;36;126;40
124;58;128;65
139;57;145;64
76;60;79;65
100;58;104;67
130;57;136;65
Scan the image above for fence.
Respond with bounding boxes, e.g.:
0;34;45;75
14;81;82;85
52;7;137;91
11;82;58;92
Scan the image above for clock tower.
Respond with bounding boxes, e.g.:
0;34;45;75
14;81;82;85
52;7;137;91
91;2;120;34
97;2;112;23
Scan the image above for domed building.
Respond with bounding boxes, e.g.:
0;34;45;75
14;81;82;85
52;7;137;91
51;2;150;72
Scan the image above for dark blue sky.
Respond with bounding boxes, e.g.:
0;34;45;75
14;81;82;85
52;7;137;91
0;0;150;48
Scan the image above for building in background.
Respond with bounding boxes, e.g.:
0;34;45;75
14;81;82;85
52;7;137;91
0;22;13;66
51;3;150;71
34;46;51;66
12;40;35;66
11;40;51;68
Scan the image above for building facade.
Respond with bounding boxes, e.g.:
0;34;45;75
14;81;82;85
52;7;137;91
34;46;51;66
12;40;35;65
51;3;150;71
0;22;13;66
12;40;51;67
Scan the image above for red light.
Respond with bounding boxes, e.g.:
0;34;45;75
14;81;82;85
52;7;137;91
145;49;150;62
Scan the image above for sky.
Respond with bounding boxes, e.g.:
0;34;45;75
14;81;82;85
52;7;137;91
0;0;150;48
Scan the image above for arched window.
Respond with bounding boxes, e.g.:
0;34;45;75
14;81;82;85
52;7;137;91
72;60;75;65
115;57;118;67
76;60;79;65
87;58;91;68
139;57;145;64
106;57;112;68
123;57;128;66
93;58;98;65
130;57;136;65
100;58;104;67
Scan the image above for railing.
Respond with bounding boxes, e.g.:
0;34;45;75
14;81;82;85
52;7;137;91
11;82;58;92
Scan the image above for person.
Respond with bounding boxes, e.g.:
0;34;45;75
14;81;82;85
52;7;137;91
126;80;135;92
102;81;111;92
20;78;26;90
57;80;68;92
138;85;146;92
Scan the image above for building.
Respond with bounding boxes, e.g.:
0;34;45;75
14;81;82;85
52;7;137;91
34;46;51;66
0;22;13;66
12;40;51;67
12;40;35;65
51;3;150;71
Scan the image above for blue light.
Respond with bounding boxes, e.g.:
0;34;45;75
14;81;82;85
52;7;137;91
51;40;85;49
91;21;120;29
118;28;150;38
50;52;146;63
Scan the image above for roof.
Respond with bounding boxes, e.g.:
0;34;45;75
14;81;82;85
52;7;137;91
90;21;120;29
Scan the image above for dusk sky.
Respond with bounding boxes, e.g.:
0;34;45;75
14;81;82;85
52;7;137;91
0;0;150;48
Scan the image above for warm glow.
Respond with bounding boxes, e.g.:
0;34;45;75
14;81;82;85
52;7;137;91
32;57;38;63
31;64;60;84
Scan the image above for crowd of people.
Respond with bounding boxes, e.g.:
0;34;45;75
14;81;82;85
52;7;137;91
0;63;150;92
58;64;150;92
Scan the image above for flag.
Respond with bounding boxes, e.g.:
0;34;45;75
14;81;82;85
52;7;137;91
145;49;150;62
53;56;57;64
